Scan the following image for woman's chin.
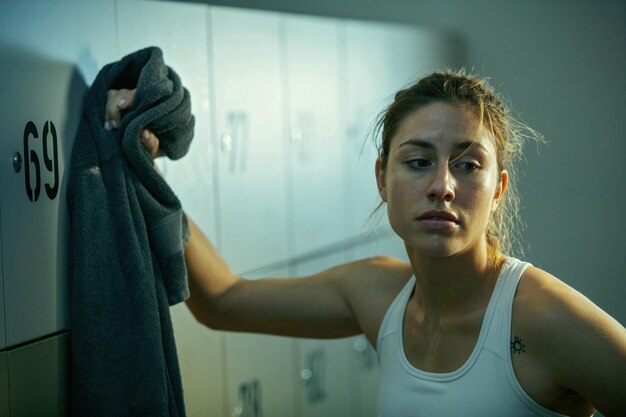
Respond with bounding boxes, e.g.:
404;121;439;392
406;238;463;258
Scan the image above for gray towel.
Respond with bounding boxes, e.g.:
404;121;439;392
67;46;194;416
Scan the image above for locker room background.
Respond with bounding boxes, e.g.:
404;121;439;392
0;0;623;416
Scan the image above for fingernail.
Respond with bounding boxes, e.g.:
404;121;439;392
104;120;111;130
118;98;126;107
142;130;151;140
110;120;118;129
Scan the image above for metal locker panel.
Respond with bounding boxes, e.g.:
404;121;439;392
341;21;452;240
371;227;410;263
0;0;118;347
169;303;225;417
345;232;410;417
0;189;5;351
343;240;385;417
283;15;347;257
115;5;225;413
0;352;8;417
209;6;289;274
115;0;218;244
225;266;298;417
349;333;380;417
340;21;393;240
7;333;69;417
293;251;354;417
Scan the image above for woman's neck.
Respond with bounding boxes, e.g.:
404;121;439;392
406;240;502;318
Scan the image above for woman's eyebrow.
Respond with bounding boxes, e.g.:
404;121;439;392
454;140;489;154
399;138;488;154
398;139;435;149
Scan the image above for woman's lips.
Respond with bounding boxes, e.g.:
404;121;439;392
417;210;459;230
418;218;459;230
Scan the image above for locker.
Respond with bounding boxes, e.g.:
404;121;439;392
169;304;225;417
0;0;118;347
282;15;347;257
0;352;8;417
341;20;452;240
115;2;224;415
294;251;354;417
115;0;218;241
350;333;380;417
224;267;298;417
344;241;383;417
0;193;4;351
209;7;289;274
345;233;408;417
7;332;69;417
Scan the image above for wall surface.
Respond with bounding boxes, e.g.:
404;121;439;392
175;0;626;324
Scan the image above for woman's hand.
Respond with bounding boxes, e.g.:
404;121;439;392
104;88;162;158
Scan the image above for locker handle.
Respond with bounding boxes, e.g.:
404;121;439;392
221;134;232;152
300;368;313;381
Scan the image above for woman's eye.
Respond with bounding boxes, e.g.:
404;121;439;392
407;158;431;169
455;161;480;172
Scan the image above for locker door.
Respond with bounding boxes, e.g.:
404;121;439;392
344;241;381;417
224;267;298;417
7;333;69;417
0;189;4;351
209;7;289;274
0;352;8;417
0;0;118;347
116;0;218;241
283;15;347;257
346;233;409;417
293;251;354;417
115;2;224;416
341;21;452;239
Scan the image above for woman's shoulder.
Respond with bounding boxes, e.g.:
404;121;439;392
335;255;414;344
513;263;626;412
514;264;620;337
514;265;605;324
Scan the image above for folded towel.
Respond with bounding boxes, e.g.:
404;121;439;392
67;46;194;417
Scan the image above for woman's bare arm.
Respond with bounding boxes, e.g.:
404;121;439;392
184;217;362;337
105;88;412;340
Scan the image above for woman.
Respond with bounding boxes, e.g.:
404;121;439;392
105;71;626;416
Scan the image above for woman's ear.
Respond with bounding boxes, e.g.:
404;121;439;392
493;169;508;210
376;157;387;202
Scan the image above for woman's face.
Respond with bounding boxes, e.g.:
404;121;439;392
376;101;507;258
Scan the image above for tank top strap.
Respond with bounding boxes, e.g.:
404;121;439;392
484;257;532;356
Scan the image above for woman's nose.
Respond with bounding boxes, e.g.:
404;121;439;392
427;164;455;202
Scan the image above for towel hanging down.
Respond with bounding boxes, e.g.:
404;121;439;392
67;46;194;417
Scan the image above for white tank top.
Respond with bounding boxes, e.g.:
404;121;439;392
376;257;570;417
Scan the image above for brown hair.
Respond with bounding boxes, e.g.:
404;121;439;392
373;69;542;257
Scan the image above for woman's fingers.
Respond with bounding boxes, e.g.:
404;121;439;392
140;129;162;158
104;89;136;130
104;90;161;159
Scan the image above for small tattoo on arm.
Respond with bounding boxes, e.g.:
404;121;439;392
511;335;526;355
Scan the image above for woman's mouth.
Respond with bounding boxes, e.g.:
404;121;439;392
417;210;459;230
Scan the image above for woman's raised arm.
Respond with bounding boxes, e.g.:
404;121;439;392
105;88;411;340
